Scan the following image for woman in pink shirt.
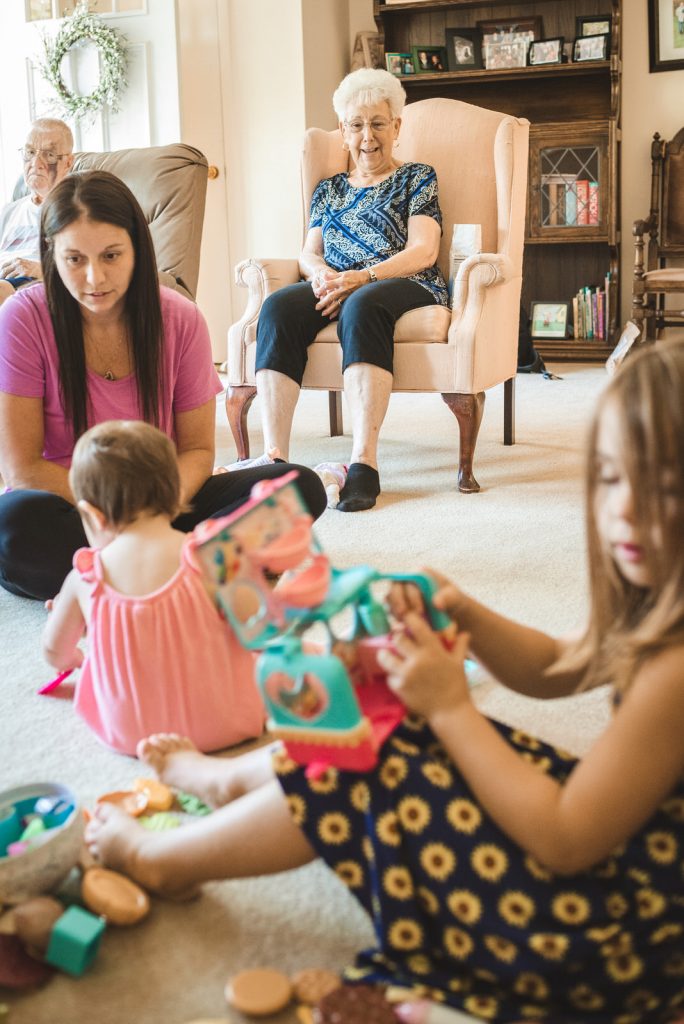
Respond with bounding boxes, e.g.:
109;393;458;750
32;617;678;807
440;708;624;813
0;171;325;601
42;420;265;756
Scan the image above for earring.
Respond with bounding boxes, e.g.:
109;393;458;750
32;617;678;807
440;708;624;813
342;142;349;151
393;139;399;148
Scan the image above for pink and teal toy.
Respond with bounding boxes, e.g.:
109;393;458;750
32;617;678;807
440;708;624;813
193;473;456;776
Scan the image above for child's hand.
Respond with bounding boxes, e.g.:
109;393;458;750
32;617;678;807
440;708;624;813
377;612;471;721
423;568;467;622
388;569;467;625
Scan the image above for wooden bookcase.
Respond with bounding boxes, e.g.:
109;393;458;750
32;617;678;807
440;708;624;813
375;0;622;360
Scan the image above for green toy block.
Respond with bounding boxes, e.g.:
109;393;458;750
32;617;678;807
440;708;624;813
45;906;105;976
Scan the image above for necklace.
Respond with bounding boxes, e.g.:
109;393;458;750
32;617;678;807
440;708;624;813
83;324;128;382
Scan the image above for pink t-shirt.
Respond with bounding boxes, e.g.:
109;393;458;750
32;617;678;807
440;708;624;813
73;541;265;755
0;284;222;467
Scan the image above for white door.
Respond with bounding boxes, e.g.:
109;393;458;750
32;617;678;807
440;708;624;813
177;0;234;361
0;1;181;197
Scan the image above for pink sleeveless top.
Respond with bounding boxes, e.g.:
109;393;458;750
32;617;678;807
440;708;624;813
73;541;265;755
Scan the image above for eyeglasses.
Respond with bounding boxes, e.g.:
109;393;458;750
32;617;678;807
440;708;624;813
344;118;393;134
19;147;68;166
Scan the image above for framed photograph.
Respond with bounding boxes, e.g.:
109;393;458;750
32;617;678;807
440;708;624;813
528;37;564;66
350;31;384;71
445;28;483;71
412;45;448;74
649;0;684;72
483;38;529;70
573;33;609;62
385;52;416;76
530;301;570;339
477;15;542;50
576;14;611;37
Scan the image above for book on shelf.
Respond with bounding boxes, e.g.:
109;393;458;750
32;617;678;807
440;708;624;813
572;280;610;341
588;181;600;226
575;179;589;226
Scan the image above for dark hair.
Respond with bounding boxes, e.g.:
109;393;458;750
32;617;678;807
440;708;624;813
40;170;164;441
69;420;181;526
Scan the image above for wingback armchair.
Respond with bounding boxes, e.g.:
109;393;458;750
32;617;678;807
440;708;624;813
226;98;529;492
13;143;209;301
632;127;684;342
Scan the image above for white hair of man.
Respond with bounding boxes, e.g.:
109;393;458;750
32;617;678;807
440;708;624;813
332;68;406;120
30;117;74;154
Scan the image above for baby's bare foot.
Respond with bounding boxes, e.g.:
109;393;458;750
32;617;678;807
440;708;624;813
85;803;198;900
136;733;241;808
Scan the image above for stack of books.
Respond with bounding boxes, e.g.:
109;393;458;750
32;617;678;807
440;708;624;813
572;274;610;340
543;176;600;227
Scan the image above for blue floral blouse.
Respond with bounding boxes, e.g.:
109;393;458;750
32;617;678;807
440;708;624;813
309;162;449;307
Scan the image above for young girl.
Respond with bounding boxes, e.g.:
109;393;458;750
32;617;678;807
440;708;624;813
85;343;684;1021
42;420;265;756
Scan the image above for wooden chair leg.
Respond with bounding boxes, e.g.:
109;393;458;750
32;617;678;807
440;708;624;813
328;391;343;437
442;391;486;493
225;385;257;461
503;377;515;446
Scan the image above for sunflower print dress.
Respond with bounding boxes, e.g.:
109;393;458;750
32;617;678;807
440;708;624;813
274;715;684;1023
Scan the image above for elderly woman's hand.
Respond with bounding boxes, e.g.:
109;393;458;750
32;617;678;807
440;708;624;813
314;268;372;319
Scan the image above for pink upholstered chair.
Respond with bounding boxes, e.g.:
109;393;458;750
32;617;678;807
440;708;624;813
226;97;529;492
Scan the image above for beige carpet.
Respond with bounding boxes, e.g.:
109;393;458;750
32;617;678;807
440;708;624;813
1;363;614;1024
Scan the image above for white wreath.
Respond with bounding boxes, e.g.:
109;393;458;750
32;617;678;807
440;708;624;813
39;1;128;121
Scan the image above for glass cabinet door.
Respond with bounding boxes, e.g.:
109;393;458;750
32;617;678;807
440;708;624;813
527;122;612;242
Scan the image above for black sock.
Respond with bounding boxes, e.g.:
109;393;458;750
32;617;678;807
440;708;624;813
337;463;381;512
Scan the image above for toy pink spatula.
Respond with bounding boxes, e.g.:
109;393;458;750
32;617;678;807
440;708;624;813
37;668;73;695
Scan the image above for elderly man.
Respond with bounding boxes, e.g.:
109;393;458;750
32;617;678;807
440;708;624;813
0;118;74;305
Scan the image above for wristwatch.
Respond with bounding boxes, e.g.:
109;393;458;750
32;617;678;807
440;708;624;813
367;267;378;283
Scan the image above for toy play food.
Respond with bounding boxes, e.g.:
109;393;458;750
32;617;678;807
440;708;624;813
97;790;148;816
13;896;63;953
312;984;398;1023
225;967;293;1016
82;867;150;925
291;967;341;1005
132;778;174;812
0;933;54;988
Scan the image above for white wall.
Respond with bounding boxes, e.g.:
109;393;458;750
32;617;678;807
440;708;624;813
620;2;684;327
302;0;349;132
221;0;353;320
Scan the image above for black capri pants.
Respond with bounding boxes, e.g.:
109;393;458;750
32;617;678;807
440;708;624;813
255;279;437;384
0;462;327;602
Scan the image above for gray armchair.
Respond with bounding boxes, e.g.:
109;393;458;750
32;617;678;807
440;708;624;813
13;143;208;301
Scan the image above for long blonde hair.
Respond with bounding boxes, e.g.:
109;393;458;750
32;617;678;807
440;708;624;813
564;340;684;696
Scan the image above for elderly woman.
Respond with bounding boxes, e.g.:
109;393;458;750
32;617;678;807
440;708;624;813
256;68;449;512
0;170;326;602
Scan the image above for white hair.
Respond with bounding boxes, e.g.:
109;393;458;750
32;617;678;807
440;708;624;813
29;118;74;154
332;68;406;120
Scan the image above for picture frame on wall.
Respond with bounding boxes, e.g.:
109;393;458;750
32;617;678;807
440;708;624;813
530;301;570;339
648;0;684;72
445;28;483;70
528;37;564;66
412;45;448;73
573;33;609;62
386;52;416;76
